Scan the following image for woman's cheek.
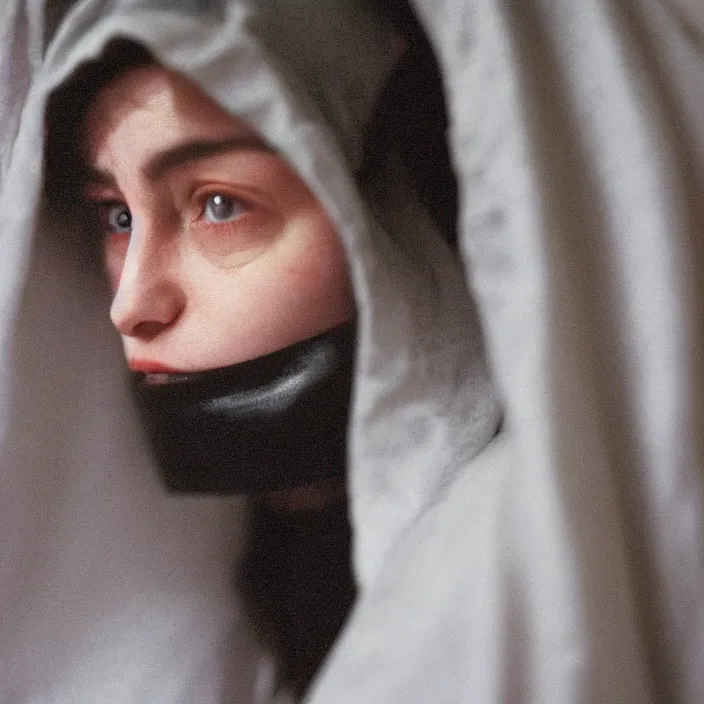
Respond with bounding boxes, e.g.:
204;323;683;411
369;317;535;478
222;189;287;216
190;211;282;268
103;233;130;292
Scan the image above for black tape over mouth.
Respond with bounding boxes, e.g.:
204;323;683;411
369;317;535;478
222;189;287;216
131;320;356;495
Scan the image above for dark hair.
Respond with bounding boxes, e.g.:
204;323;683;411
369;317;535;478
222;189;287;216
361;0;458;245
44;38;154;205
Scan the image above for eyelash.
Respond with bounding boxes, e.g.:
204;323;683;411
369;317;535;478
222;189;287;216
194;191;250;227
91;192;251;235
94;201;131;235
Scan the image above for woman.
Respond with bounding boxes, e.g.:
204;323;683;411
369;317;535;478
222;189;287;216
12;0;498;700
41;0;466;691
52;40;359;697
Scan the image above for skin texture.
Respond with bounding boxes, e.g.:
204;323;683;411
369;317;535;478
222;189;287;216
83;65;355;374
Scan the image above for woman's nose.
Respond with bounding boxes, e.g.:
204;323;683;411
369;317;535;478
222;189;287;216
109;227;185;340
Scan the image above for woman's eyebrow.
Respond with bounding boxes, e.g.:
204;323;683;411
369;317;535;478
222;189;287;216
83;136;276;189
144;136;276;180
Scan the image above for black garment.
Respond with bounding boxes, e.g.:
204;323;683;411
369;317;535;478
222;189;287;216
237;495;355;697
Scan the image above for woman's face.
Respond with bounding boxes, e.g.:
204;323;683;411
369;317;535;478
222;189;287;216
82;65;354;373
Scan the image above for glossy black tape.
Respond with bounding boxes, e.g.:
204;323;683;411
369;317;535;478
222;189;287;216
131;320;356;494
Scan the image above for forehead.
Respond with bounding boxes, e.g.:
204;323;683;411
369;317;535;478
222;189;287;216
84;64;258;169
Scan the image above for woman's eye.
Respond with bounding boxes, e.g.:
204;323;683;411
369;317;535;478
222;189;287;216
203;194;246;224
101;203;132;233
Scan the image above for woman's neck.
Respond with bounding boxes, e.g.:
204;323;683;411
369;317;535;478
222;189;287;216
240;478;355;697
260;476;346;512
